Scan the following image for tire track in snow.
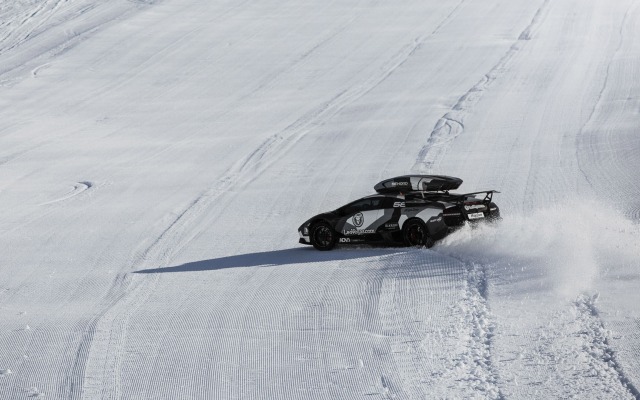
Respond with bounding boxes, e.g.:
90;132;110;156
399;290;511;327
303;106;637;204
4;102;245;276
462;262;503;399
448;260;503;399
429;234;505;396
376;250;502;398
412;0;551;172
572;294;640;399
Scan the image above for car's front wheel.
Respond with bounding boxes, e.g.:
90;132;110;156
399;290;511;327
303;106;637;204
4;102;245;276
403;219;434;248
311;222;337;251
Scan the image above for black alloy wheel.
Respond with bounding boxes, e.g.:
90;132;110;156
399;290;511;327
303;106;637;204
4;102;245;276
311;222;336;251
403;219;433;248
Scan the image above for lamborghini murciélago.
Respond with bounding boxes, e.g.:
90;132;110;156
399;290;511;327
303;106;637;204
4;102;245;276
298;175;500;251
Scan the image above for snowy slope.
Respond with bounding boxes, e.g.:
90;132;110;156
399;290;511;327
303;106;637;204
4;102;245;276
1;0;639;399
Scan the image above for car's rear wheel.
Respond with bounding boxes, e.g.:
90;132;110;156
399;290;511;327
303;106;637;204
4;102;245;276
311;222;337;251
403;219;434;248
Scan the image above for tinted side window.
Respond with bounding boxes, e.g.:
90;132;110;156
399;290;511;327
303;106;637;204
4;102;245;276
339;201;359;216
340;198;383;215
369;197;384;209
382;197;403;208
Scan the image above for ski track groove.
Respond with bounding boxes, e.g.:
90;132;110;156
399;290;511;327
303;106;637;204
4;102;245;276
71;0;255;111
226;0;475;189
431;0;467;36
0;0;59;53
378;264;422;399
230;5;362;108
97;2;361;169
576;0;640;220
61;273;133;400
412;0;551;173
575;0;631;190
0;143;47;167
78;274;159;400
0;1;154;83
6;0;67;55
38;181;93;206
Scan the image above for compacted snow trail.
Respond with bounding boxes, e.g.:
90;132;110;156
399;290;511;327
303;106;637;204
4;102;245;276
1;0;640;399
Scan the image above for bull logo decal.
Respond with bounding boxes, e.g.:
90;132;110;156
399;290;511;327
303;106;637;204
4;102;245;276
353;212;364;227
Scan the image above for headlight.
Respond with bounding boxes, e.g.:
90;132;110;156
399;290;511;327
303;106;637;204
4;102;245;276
303;226;309;235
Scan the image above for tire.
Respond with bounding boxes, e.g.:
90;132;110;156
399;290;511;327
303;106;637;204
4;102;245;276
486;202;501;223
310;221;337;251
403;219;433;248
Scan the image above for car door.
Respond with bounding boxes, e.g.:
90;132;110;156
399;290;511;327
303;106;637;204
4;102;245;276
378;196;405;232
335;198;383;237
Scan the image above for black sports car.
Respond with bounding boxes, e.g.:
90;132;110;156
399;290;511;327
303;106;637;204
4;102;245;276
298;175;500;250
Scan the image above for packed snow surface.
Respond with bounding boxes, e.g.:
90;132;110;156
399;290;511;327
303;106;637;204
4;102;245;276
1;0;640;398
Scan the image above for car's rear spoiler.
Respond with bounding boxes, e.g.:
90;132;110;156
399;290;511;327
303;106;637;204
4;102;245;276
448;190;500;210
459;190;500;203
409;189;499;205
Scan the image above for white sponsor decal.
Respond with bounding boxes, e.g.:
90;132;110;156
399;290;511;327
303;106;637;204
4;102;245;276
464;204;485;210
343;229;375;235
339;238;351;243
353;212;364;227
393;202;405;208
392;181;409;187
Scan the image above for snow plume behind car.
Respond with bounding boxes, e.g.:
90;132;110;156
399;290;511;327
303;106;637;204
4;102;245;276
434;199;640;300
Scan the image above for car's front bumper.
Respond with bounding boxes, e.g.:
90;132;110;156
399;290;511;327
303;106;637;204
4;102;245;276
299;230;311;245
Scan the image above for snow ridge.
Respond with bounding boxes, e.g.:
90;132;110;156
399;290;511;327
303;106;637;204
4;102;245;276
413;0;550;172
